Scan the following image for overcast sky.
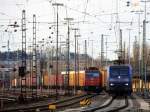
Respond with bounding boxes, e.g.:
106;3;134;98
0;0;149;60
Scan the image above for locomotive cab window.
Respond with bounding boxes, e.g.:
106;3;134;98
86;71;99;77
110;68;119;77
119;68;129;76
110;67;129;77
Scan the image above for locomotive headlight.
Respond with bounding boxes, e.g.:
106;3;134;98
125;83;128;86
110;83;114;86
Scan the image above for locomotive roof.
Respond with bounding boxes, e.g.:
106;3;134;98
61;71;85;74
109;64;132;68
108;65;132;71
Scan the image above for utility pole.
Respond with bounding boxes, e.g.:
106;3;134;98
102;34;110;66
123;42;126;62
136;12;142;91
64;17;73;95
77;36;80;89
138;12;142;92
142;20;146;92
101;34;104;67
127;29;132;64
116;0;122;61
49;46;53;95
47;46;50;96
19;10;27;102
28;45;32;93
52;3;63;99
119;29;123;60
91;40;94;66
131;10;144;92
7;40;10;67
84;40;87;69
89;40;94;66
72;28;79;95
32;14;37;98
40;38;44;94
105;38;108;66
47;37;52;96
76;34;80;89
141;0;150;94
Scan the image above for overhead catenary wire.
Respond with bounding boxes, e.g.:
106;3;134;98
63;5;106;23
83;0;89;22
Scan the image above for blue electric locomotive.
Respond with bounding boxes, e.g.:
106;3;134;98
107;65;132;95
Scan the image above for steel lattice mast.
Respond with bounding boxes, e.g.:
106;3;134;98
20;10;27;99
32;14;37;97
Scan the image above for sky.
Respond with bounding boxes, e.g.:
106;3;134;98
0;0;149;60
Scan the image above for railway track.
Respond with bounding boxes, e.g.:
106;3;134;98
103;96;128;112
0;89;69;108
34;94;97;112
37;94;96;112
81;96;128;112
0;93;58;109
0;94;94;112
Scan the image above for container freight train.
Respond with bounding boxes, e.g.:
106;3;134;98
11;72;64;89
62;67;103;93
106;65;132;95
11;67;106;94
61;70;85;89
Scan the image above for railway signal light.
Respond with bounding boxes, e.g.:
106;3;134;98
49;64;53;68
13;68;17;72
127;1;130;7
14;29;17;32
19;66;26;77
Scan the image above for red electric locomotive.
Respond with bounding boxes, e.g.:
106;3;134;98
84;67;102;93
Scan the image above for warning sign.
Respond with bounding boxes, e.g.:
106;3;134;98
80;99;91;106
49;104;56;110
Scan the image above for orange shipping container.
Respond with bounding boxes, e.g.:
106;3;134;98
43;71;48;86
11;79;17;87
62;71;85;87
79;71;85;87
44;75;49;86
100;69;107;88
43;72;64;86
69;71;76;86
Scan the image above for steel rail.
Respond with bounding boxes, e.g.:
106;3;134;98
81;95;116;112
0;94;88;112
39;94;97;112
81;96;128;112
106;96;128;112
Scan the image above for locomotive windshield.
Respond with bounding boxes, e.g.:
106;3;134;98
110;66;129;76
86;71;99;78
120;68;129;76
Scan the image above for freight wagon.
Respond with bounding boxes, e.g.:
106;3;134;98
61;71;85;90
11;75;39;88
43;73;64;89
100;67;107;90
11;68;106;93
